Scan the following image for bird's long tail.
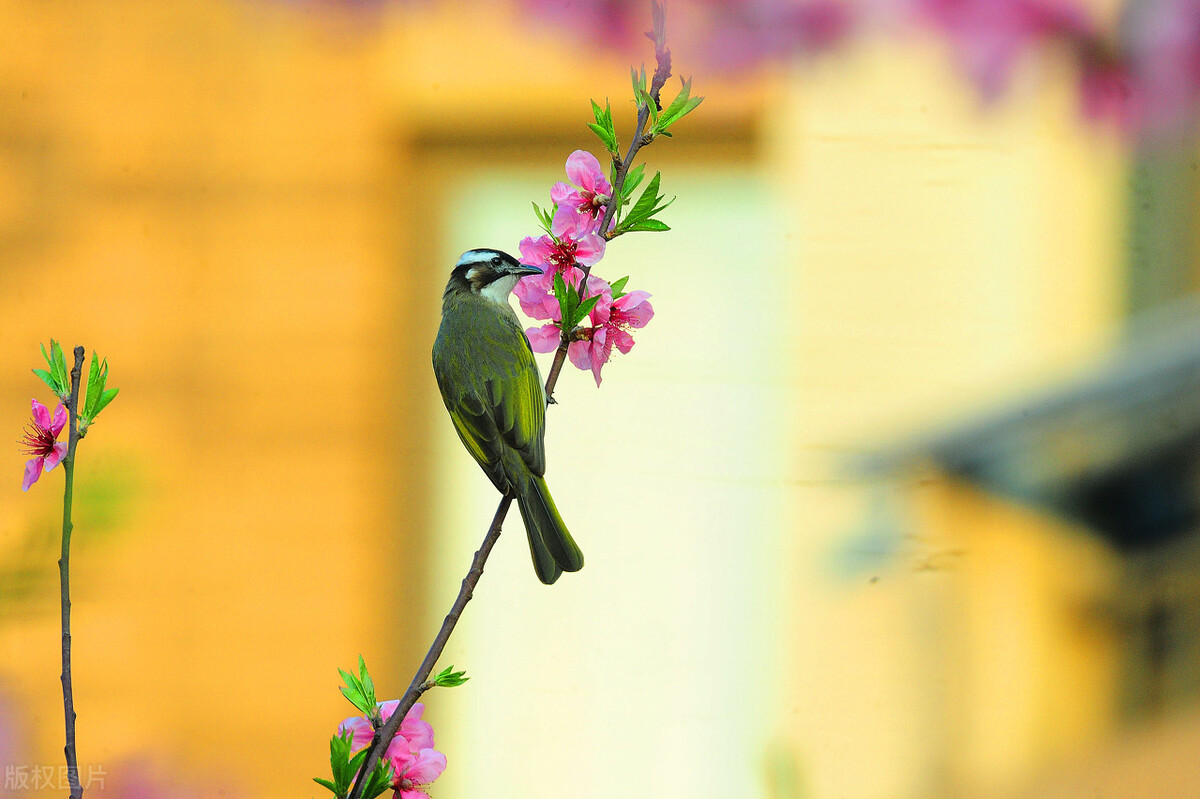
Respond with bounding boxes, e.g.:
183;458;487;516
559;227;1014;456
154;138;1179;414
516;473;584;585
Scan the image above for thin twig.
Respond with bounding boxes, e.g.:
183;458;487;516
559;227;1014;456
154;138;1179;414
347;496;512;799
59;345;85;799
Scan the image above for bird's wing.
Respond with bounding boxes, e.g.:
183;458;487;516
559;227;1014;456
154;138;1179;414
434;307;547;487
484;328;546;477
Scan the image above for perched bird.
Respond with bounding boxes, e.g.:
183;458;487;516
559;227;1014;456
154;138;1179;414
433;248;584;584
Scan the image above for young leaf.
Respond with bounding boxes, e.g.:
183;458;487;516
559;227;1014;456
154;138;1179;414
363;759;395;799
32;368;58;394
609;276;630;298
83;353;108;420
91;388;119;419
51;340;68;394
552;273;568;318
622;163;646;199
655;76;704;133
338;668;369;714
358;655;375;706
313;777;338;795
433;664;470;688
623;171;674;230
577;294;601;320
624;219;671;232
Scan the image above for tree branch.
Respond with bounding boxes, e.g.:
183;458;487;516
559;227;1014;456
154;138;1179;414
59;345;85;799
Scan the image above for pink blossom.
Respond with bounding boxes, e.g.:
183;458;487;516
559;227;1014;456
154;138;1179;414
568;288;655;386
707;0;856;70
338;701;445;799
513;227;606;320
915;0;1097;99
551;150;613;237
525;323;562;353
523;274;613;353
20;399;67;491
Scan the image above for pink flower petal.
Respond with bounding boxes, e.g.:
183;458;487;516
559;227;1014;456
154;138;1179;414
564;150;607;191
378;700;402;725
400;706;434;752
398;789;432;799
590;327;613;386
21;457;43;491
549;181;581;209
567;339;593;371
518;235;555;267
43;442;68;472
573;232;607;266
337;714;374;752
526;325;561;353
552;204;598;238
402;748;447;784
611;327;637;355
615;292;654;328
30;399;51;430
49;403;67;437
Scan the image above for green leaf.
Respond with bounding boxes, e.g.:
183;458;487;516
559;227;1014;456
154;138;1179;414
552;273;568;318
312;777;338;795
586;122;617;154
624;171;675;229
39;340;69;398
338;667;370;713
91;387;118;419
50;340;68;394
364;759;395;799
654;76;704;133
609;276;630;298
83;353;110;420
329;731;355;790
358;655;375;705
624;219;671;232
621;163;646;199
577;294;601;320
32;368;58;393
434;664;470;687
348;748;369;776
532;202;552;234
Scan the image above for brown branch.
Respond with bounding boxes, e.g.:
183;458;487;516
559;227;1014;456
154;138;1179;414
59;345;85;799
348;347;575;799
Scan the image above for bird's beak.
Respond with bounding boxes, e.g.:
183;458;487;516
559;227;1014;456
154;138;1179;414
508;264;544;278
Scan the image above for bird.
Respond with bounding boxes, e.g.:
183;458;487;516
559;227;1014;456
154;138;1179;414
432;248;584;584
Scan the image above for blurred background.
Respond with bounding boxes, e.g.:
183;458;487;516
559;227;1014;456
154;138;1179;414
3;0;1200;796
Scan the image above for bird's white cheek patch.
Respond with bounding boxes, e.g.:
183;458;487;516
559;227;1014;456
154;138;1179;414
480;274;520;305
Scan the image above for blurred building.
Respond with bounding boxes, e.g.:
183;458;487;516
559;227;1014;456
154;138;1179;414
1;1;1197;798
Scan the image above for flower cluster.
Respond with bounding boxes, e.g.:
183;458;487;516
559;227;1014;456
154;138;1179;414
338;701;446;799
515;149;655;386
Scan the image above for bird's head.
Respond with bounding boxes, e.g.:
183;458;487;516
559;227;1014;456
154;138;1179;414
446;249;543;305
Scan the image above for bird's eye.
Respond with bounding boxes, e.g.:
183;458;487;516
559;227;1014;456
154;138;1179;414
491;257;501;267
